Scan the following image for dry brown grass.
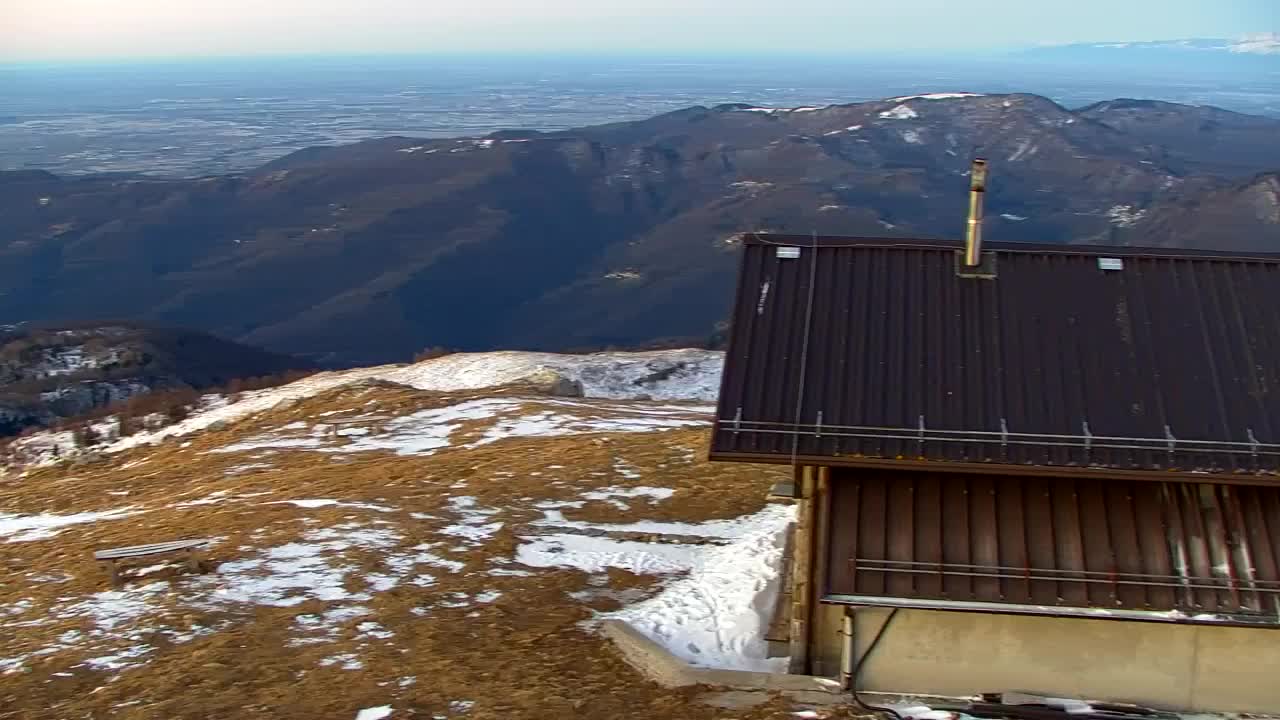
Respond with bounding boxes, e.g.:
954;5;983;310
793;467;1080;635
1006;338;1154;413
0;384;821;720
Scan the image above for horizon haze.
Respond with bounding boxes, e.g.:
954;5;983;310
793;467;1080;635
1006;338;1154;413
3;0;1275;61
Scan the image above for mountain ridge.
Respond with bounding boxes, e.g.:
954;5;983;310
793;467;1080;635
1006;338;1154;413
3;93;1278;364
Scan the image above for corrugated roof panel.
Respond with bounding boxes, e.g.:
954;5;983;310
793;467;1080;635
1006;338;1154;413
711;235;1280;480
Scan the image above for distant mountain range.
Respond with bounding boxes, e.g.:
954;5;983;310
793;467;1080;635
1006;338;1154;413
1022;35;1280;66
2;94;1278;365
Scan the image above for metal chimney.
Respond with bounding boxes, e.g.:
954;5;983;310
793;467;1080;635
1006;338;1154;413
964;159;988;267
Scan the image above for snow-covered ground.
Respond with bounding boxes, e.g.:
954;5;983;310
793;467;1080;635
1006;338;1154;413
205;396;712;457
380;349;723;401
0;507;143;543
577;505;792;672
0;465;793;678
4;349;725;472
2;347;797;719
105;365;397;455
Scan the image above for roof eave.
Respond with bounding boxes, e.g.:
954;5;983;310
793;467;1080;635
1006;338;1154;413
739;232;1280;263
707;450;1280;487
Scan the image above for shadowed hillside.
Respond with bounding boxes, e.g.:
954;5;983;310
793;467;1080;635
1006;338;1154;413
0;324;314;438
3;94;1277;363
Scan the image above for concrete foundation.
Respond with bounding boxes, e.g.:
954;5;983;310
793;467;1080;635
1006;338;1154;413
811;604;1280;714
599;619;846;706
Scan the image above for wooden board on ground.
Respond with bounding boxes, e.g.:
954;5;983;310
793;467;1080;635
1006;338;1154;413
94;538;211;585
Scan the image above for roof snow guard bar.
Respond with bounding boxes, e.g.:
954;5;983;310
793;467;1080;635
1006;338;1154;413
716;418;1280;459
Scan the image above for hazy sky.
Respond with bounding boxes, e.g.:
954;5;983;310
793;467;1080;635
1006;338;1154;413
3;0;1275;61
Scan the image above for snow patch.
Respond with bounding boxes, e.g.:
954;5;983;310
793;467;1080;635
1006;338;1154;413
581;486;674;509
212;437;327;453
225;462;273;475
269;499;397;513
608;504;794;672
735;106;825;114
57;582;172;633
824;124;864;136
207;525;402;608
604;270;643;281
320;652;363;670
439;522;504;542
355;707;393;720
879;105;919;120
1107;204;1147;227
384;540;465;573
890;93;983;101
0;508;143;543
730;181;774;192
382;349;723;402
1007;139;1038;162
516;534;698;574
211;396;709;458
532;509;776;540
82;644;153;671
475;408;707;447
518;503;794;579
439;496;503;545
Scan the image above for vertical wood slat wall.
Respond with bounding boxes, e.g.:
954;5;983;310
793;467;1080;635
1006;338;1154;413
825;469;1280;622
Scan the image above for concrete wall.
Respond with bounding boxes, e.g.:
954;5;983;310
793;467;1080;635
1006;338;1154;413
810;604;1280;714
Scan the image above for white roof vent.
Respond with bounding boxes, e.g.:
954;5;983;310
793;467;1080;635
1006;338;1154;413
1098;257;1124;271
776;246;801;259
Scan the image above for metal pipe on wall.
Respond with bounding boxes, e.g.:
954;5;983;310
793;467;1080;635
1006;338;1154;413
840;607;856;690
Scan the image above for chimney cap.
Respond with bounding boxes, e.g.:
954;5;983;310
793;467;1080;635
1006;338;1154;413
970;158;989;190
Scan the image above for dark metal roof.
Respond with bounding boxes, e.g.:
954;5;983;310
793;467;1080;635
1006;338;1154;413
710;234;1280;480
823;468;1280;626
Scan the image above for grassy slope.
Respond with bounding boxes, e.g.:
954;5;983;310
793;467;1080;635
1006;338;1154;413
0;382;848;720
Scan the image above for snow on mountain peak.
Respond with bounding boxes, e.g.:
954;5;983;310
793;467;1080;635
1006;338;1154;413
889;93;984;102
734;105;828;114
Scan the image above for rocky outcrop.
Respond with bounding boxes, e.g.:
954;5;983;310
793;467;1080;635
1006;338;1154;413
515;368;586;398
